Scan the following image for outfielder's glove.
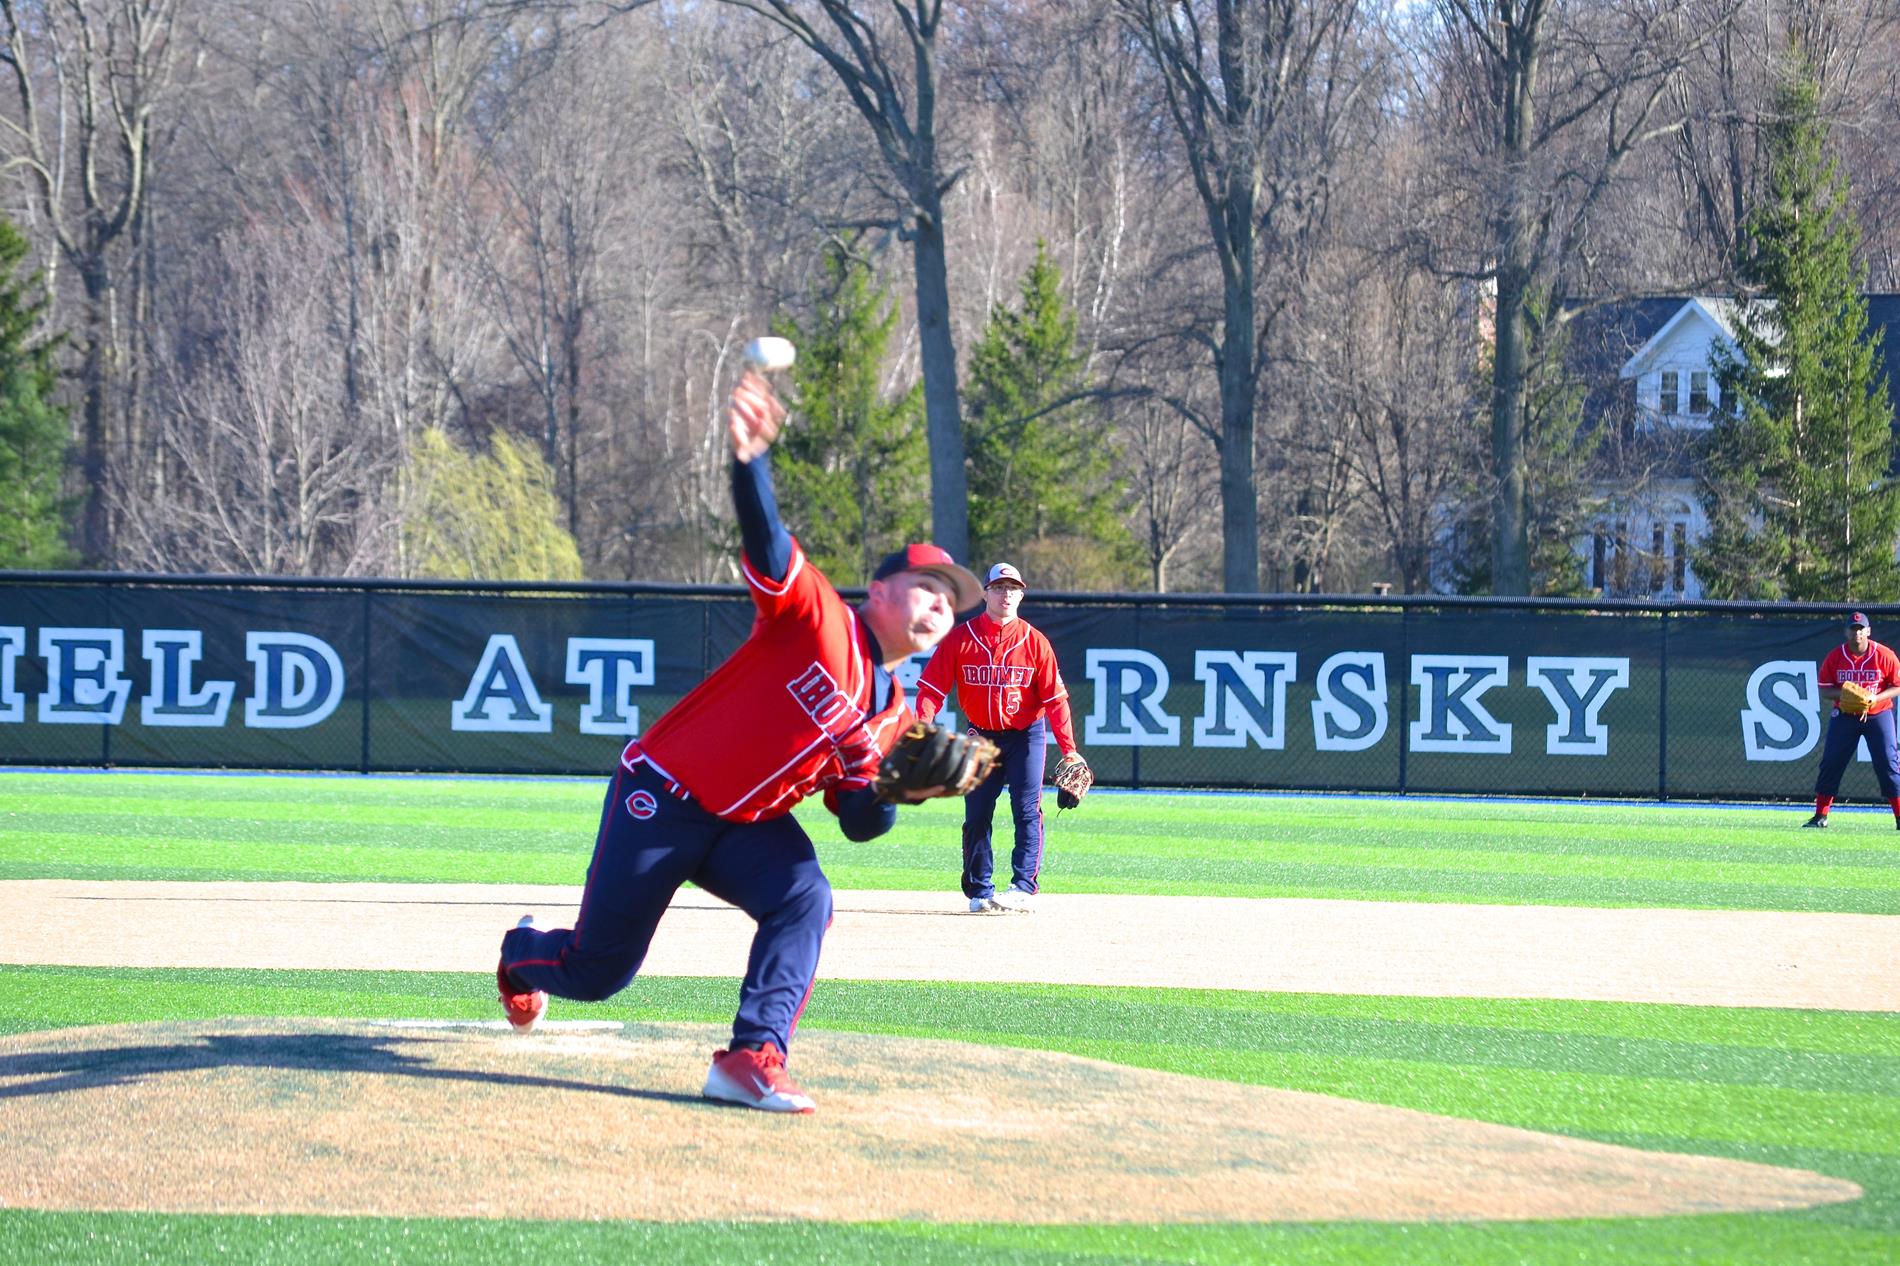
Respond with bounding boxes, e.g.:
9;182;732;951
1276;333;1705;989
1052;752;1093;810
1839;681;1877;718
874;722;1000;802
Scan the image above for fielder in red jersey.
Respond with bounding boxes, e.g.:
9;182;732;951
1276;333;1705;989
496;367;981;1113
1806;610;1900;829
914;562;1086;911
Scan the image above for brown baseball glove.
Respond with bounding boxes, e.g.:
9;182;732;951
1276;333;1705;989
1052;752;1093;809
874;722;1000;802
1838;681;1877;718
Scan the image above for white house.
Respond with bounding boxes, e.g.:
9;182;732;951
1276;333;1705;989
1564;294;1900;600
1588;296;1735;599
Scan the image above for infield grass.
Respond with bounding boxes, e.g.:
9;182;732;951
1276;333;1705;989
3;771;1897;911
1;769;1896;1264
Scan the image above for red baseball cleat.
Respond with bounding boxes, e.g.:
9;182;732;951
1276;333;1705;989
497;960;546;1032
702;1043;816;1113
497;915;547;1032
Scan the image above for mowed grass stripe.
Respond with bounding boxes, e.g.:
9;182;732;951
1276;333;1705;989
31;800;1900;873
0;835;583;885
2;791;605;831
18;810;1899;889
9;815;586;852
0;772;607;810
18;772;1900;847
1065;820;1900;864
6;832;1892;911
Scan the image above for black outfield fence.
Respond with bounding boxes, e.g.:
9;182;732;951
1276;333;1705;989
0;571;1886;802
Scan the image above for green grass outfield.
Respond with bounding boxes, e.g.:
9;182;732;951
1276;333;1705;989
1;770;1897;1265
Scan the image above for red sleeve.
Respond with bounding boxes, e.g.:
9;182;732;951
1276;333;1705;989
1818;648;1844;687
1883;646;1900;690
913;631;960;724
1031;630;1077;753
739;537;823;626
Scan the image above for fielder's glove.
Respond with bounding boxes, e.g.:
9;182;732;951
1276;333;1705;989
874;722;1000;802
1838;681;1877;718
1052;752;1093;809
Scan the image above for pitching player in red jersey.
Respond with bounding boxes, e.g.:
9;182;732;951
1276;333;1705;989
496;367;981;1112
913;562;1085;912
1806;610;1900;828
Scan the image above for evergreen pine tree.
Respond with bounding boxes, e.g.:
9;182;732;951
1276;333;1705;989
964;242;1134;587
0;214;74;568
1698;48;1900;601
770;248;928;585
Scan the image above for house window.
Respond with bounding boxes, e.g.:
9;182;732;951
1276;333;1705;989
1660;371;1680;414
1592;533;1606;592
1672;523;1687;593
1689;371;1711;415
1650;524;1666;594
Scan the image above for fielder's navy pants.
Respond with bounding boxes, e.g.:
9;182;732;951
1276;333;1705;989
962;718;1048;898
501;762;832;1053
1814;708;1900;799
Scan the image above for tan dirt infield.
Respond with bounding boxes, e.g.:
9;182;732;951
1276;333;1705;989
5;880;1899;1009
0;1019;1865;1223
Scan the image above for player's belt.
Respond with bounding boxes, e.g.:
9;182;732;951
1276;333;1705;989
621;744;694;801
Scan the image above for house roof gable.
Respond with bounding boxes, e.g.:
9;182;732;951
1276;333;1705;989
1618;298;1735;379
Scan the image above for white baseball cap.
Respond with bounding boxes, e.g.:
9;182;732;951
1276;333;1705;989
985;563;1025;589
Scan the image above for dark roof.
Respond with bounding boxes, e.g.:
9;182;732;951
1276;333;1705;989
1562;297;1691;384
1866;295;1900;396
1564;294;1900;418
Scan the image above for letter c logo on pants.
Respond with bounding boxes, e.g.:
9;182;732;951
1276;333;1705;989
625;790;659;820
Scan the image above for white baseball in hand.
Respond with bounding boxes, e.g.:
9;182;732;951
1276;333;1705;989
744;336;796;373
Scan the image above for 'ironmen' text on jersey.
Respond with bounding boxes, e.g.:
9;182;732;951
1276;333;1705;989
1819;639;1900;717
626;542;909;821
914;611;1077;751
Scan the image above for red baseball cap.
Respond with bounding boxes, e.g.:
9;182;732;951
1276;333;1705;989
873;544;983;610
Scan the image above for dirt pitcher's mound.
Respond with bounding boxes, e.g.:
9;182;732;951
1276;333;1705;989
0;1019;1860;1224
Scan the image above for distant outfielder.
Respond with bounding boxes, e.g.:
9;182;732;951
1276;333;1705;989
914;562;1086;912
1805;610;1900;829
495;346;988;1113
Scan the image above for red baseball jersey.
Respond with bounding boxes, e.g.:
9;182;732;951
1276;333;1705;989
625;540;910;821
913;612;1077;752
1819;640;1900;716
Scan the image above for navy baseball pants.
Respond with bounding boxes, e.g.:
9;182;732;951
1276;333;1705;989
1814;708;1900;799
962;718;1048;899
501;762;832;1052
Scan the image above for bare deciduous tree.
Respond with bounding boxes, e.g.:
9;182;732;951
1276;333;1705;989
1422;0;1738;593
0;0;190;562
1118;0;1372;593
715;0;972;560
123;223;395;575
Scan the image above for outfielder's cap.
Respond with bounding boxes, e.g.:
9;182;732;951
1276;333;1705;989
874;543;983;610
1850;611;1872;627
985;562;1025;589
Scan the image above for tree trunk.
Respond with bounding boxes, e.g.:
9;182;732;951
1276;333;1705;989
1488;21;1539;597
1490;263;1532;594
1218;191;1259;593
911;184;970;563
79;263;113;565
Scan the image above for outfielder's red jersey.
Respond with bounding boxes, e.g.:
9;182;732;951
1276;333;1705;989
913;612;1077;753
1819;640;1900;716
624;540;911;822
